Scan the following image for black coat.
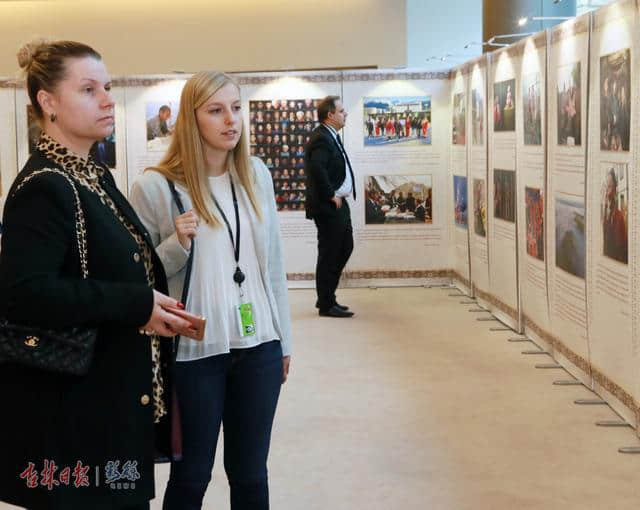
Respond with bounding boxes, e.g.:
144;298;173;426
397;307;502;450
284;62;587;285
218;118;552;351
0;149;174;510
365;198;385;224
304;124;349;220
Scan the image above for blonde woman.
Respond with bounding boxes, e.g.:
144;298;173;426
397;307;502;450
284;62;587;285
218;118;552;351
130;71;291;510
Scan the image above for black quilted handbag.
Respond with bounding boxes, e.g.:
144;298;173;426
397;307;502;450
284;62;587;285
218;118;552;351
0;169;98;376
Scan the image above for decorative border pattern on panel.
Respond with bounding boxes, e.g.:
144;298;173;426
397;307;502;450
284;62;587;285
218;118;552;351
591;365;638;415
343;269;452;280
113;76;185;87
286;273;315;281
235;74;343;85
550;16;590;44
460;55;487;76
473;287;493;304
523;315;640;418
342;71;450;81
452;271;471;290
482;293;518;321
287;269;453;282
592;0;635;30
8;69;452;88
493;41;525;59
522;315;548;342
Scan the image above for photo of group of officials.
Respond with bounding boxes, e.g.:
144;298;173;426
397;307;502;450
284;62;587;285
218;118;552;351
452;93;466;145
146;101;177;152
28;105;116;168
600;162;628;264
525;187;544;261
523;72;542;145
493;79;516;132
493;169;516;223
600;49;631;152
249;98;319;211
557;62;582;146
364;175;432;224
454;176;468;227
363;96;432;146
473;178;487;237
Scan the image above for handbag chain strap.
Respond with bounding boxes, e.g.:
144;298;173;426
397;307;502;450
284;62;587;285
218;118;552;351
14;169;89;279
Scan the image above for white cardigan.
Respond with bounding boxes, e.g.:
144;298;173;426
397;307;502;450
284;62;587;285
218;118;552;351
129;157;292;357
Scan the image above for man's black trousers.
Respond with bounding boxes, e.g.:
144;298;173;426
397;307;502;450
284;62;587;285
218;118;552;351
313;201;354;311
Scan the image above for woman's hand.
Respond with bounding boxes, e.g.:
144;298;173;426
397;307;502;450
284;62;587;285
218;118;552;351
141;290;193;337
282;356;291;384
175;210;199;251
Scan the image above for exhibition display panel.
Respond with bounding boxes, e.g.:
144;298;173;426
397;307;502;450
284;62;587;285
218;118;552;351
487;45;521;330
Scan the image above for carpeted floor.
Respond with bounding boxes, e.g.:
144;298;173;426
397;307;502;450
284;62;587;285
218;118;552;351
2;288;639;509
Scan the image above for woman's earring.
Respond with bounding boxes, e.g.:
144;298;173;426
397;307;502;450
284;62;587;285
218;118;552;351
50;113;57;123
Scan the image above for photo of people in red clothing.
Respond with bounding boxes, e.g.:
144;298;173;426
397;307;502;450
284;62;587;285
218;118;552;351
600;163;628;264
473;178;487;237
471;88;484;145
363;96;432;146
522;72;542;145
600;49;630;152
493;79;515;132
452;93;466;145
525;187;544;261
557;62;581;146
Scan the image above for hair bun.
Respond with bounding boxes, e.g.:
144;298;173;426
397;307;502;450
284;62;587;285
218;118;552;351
17;39;47;70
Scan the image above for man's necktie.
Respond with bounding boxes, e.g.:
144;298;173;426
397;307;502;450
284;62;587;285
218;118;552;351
335;134;356;200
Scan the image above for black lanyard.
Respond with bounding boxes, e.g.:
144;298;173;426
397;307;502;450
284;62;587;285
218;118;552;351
211;173;245;288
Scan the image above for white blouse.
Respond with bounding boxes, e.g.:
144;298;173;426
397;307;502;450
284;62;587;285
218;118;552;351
179;172;278;360
129;158;292;362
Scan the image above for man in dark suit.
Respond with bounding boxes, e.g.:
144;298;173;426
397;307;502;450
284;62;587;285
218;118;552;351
365;193;385;224
89;137;116;168
305;96;356;318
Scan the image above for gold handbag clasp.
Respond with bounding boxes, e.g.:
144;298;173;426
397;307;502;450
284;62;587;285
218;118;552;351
24;336;40;348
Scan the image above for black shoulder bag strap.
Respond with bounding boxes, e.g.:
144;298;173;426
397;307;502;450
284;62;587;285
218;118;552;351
166;179;194;359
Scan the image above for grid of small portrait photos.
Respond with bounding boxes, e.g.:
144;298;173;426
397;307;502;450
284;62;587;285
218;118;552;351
249;98;321;212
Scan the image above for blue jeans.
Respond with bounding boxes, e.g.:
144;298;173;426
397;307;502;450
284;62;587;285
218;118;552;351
162;340;283;510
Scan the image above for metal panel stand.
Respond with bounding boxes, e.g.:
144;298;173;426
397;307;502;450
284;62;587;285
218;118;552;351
596;421;631;428
574;398;607;405
618;447;640;454
553;380;583;386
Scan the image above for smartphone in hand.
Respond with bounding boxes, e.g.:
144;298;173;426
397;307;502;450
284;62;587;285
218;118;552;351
164;307;206;341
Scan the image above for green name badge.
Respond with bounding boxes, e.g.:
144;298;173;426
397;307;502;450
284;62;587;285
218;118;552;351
236;302;256;338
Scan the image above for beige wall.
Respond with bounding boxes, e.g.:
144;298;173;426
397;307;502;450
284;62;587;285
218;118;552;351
0;0;406;77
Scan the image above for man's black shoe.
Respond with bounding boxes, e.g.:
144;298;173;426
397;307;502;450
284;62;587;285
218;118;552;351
319;305;354;318
316;301;349;311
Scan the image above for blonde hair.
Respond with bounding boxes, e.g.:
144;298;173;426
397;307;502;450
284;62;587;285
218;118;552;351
149;71;261;226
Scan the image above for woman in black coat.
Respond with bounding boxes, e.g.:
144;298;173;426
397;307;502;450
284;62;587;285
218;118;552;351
0;40;191;510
